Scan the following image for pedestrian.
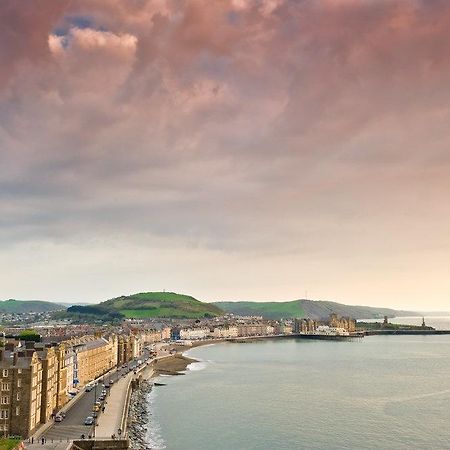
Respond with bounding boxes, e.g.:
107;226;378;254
41;437;44;445
31;437;34;444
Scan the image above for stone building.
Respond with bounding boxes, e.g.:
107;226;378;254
0;347;43;438
328;314;356;332
117;335;133;366
72;337;115;387
34;344;58;424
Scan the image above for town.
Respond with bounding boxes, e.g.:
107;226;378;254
0;312;358;446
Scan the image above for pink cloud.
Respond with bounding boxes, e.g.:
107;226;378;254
1;0;450;305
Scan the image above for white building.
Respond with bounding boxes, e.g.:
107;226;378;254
180;328;209;340
213;326;239;338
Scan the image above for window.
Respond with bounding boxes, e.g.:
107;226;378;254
17;369;22;374
17;379;21;388
2;370;7;378
1;383;9;391
16;393;20;401
0;397;8;405
0;410;8;419
15;407;19;416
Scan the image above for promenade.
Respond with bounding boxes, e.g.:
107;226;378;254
95;370;133;438
96;362;155;438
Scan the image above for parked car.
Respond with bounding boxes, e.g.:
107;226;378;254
84;416;94;426
92;405;100;412
85;385;93;392
55;415;63;422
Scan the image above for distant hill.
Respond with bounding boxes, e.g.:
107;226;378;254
0;299;65;313
214;299;416;320
98;292;224;319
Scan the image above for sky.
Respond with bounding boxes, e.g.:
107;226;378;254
0;0;449;310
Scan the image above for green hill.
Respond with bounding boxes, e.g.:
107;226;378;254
0;299;65;313
214;299;416;320
100;292;223;319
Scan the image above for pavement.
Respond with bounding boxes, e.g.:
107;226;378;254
37;359;145;443
95;370;133;439
23;440;71;450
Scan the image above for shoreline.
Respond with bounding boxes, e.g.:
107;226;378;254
127;342;215;449
128;333;450;448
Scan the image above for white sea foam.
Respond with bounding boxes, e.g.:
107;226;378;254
144;388;166;449
187;361;208;371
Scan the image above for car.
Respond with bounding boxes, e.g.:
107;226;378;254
93;405;100;412
92;411;98;418
105;384;110;389
85;385;93;392
109;379;114;384
55;415;63;422
98;395;105;401
84;416;94;426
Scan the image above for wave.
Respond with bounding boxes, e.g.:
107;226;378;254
144;388;166;449
187;361;208;371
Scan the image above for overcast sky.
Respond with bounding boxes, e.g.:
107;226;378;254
1;0;449;310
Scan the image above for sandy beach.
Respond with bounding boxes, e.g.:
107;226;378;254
153;353;198;376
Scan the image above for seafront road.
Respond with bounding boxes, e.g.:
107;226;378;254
34;357;145;443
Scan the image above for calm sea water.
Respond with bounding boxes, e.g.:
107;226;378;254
146;334;450;450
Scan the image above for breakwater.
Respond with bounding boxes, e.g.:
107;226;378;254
128;380;153;449
364;329;450;335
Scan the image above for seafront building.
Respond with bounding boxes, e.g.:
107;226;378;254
0;346;43;437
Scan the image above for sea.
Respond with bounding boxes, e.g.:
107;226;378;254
145;318;450;450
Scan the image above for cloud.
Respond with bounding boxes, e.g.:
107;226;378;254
0;0;450;306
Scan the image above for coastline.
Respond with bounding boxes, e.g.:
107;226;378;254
128;341;215;448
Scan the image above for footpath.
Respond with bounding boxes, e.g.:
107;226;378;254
95;371;134;439
96;361;156;439
24;441;70;450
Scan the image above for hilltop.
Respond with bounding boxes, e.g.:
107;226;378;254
0;299;65;314
214;299;416;320
90;292;224;319
101;292;223;318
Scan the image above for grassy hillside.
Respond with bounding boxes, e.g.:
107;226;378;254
0;299;64;313
213;300;305;320
100;292;223;319
215;299;416;320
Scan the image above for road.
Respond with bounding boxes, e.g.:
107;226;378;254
40;355;150;442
